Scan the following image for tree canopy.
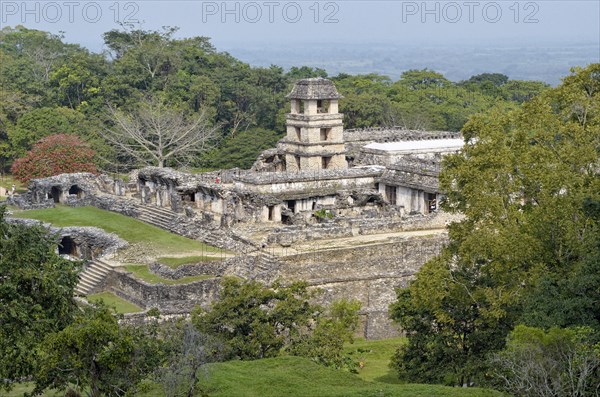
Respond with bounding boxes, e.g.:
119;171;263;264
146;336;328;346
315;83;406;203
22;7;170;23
0;25;550;173
11;134;98;182
390;64;600;387
0;206;80;391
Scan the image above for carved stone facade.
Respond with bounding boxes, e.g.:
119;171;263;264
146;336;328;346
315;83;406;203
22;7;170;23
283;78;347;172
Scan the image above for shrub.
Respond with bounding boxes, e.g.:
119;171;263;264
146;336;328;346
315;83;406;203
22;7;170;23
11;134;97;182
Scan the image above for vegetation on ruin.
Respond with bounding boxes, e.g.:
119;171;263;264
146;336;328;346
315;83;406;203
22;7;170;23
10;205;222;256
157;255;222;268
192;277;361;367
87;291;143;314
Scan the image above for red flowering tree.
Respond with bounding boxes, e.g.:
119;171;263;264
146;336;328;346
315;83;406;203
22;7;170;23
11;134;98;183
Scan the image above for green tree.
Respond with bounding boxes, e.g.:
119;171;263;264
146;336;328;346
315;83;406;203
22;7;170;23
501;80;549;103
192;278;361;369
0;26;87;103
199;127;283;170
288;299;361;370
491;325;600;397
339;93;392;129
0;206;80;392
287;66;328;80
192;277;318;360
156;321;224;397
8;107;91;157
390;64;600;386
34;303;162;397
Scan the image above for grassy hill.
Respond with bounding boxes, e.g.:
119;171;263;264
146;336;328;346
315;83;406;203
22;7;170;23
198;356;503;397
8;340;505;397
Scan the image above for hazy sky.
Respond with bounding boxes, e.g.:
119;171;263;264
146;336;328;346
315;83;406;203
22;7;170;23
1;1;599;51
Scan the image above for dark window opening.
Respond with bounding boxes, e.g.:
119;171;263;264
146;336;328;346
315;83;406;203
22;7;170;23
68;185;83;198
312;201;317;210
282;214;292;225
322;156;332;170
181;193;195;202
317;99;330;113
295;155;301;171
50;186;61;203
298;100;305;114
295;127;302;140
426;193;437;213
385;185;397;205
268;206;274;221
287;200;296;213
320;128;331;141
58;236;77;256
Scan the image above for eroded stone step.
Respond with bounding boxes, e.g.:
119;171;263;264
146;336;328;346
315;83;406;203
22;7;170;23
80;274;103;285
137;210;172;219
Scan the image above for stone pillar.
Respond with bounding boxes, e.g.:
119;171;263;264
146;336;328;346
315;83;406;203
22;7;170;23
305;99;317;115
329;100;339;114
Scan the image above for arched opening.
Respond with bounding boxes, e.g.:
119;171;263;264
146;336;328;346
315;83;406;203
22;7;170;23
181;193;195;202
68;185;83;198
58;236;77;256
50;186;61;203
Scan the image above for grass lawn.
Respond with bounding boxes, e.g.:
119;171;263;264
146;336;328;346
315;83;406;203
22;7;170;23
345;337;406;384
157;255;222;268
124;264;214;285
198;356;504;397
11;206;222;255
10;346;505;397
87;291;142;314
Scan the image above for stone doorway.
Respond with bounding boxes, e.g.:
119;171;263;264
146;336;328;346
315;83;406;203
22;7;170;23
58;236;77;256
68;185;83;198
50;186;61;203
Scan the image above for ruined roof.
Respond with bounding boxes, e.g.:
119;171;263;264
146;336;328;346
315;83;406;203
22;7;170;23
286;78;343;100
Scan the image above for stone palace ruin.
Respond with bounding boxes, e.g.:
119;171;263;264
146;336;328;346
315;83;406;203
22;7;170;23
9;78;465;338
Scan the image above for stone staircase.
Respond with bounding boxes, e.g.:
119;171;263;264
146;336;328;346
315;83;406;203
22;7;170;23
254;250;280;273
135;204;177;230
76;259;113;296
132;203;256;252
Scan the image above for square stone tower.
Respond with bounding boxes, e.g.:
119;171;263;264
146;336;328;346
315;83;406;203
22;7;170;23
284;78;347;172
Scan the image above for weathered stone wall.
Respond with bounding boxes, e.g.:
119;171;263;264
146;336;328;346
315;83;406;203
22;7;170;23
271;234;448;339
104;232;445;339
265;211;458;246
6;218;127;259
149;261;228;280
105;269;221;313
